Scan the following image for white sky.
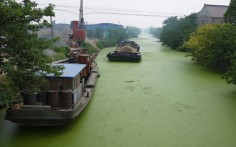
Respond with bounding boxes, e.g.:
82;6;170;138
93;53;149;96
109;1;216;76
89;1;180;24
16;0;230;28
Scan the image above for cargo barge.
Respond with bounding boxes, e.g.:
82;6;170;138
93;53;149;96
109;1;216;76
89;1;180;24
107;40;141;62
5;50;99;126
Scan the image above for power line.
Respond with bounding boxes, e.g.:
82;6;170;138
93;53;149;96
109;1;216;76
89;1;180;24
54;8;183;18
39;4;185;17
84;11;173;18
54;9;79;15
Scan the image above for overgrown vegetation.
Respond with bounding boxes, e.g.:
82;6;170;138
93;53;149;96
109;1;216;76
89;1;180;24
87;26;141;49
159;14;198;51
126;26;141;38
81;42;99;54
184;0;236;84
185;24;236;72
185;24;236;84
224;0;236;24
149;27;162;38
0;0;63;105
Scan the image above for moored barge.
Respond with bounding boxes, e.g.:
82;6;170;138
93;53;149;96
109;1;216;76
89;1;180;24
5;51;99;126
107;40;141;62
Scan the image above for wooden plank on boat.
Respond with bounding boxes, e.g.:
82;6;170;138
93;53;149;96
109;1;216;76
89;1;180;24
91;62;99;73
86;73;98;88
91;66;99;73
22;105;51;110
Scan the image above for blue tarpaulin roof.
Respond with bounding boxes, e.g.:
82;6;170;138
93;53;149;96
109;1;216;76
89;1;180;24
46;63;86;78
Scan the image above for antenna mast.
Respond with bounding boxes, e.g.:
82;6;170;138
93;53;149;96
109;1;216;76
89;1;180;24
79;0;84;28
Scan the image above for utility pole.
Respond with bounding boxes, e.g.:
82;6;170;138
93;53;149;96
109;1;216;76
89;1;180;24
79;0;84;29
50;16;54;39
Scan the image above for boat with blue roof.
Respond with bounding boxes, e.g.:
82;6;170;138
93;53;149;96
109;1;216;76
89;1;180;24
5;49;99;126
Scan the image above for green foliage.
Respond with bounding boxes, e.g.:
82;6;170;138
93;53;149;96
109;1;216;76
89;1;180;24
223;57;236;84
126;26;141;38
185;24;236;82
87;28;129;48
81;42;98;54
86;26;141;49
95;42;102;49
224;0;236;24
0;83;16;107
52;46;67;53
109;28;129;44
159;14;198;51
51;46;67;61
149;27;162;38
96;39;117;49
0;0;62;104
94;28;104;39
160;16;180;49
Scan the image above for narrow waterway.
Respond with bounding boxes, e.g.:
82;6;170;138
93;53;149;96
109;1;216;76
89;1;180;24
1;34;236;147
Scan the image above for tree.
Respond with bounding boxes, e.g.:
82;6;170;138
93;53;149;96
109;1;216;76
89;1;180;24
0;0;62;101
94;28;104;39
126;26;141;38
159;16;179;49
185;24;236;73
149;27;162;38
159;14;198;51
109;28;128;43
224;0;236;24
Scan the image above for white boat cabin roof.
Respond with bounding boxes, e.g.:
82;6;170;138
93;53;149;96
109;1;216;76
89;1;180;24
46;63;86;78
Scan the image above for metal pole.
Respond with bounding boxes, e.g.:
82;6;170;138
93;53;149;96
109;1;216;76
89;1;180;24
50;16;54;39
79;0;83;22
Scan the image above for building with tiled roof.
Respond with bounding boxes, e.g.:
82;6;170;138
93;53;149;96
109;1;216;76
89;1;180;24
198;4;228;26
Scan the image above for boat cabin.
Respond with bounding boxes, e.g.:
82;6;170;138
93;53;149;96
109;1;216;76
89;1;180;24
40;63;87;109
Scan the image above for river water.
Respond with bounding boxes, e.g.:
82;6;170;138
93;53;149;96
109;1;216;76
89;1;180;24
1;34;236;147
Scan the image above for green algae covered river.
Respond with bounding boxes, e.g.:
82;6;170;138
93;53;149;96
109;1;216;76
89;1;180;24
1;34;236;147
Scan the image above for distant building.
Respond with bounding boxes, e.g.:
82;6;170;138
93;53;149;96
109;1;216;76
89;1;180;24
85;23;123;30
197;4;228;26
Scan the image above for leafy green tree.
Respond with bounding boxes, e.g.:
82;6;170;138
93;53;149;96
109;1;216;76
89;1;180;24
109;28;128;43
94;28;104;39
149;27;162;38
126;26;141;38
86;25;140;49
86;26;133;49
224;0;236;24
86;30;94;38
93;28;128;48
159;16;179;49
0;0;62;101
223;56;236;84
185;24;236;73
159;14;198;51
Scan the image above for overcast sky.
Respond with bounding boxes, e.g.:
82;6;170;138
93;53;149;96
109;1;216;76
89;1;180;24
17;0;231;28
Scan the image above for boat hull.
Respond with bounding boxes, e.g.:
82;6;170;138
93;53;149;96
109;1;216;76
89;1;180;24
107;52;141;62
